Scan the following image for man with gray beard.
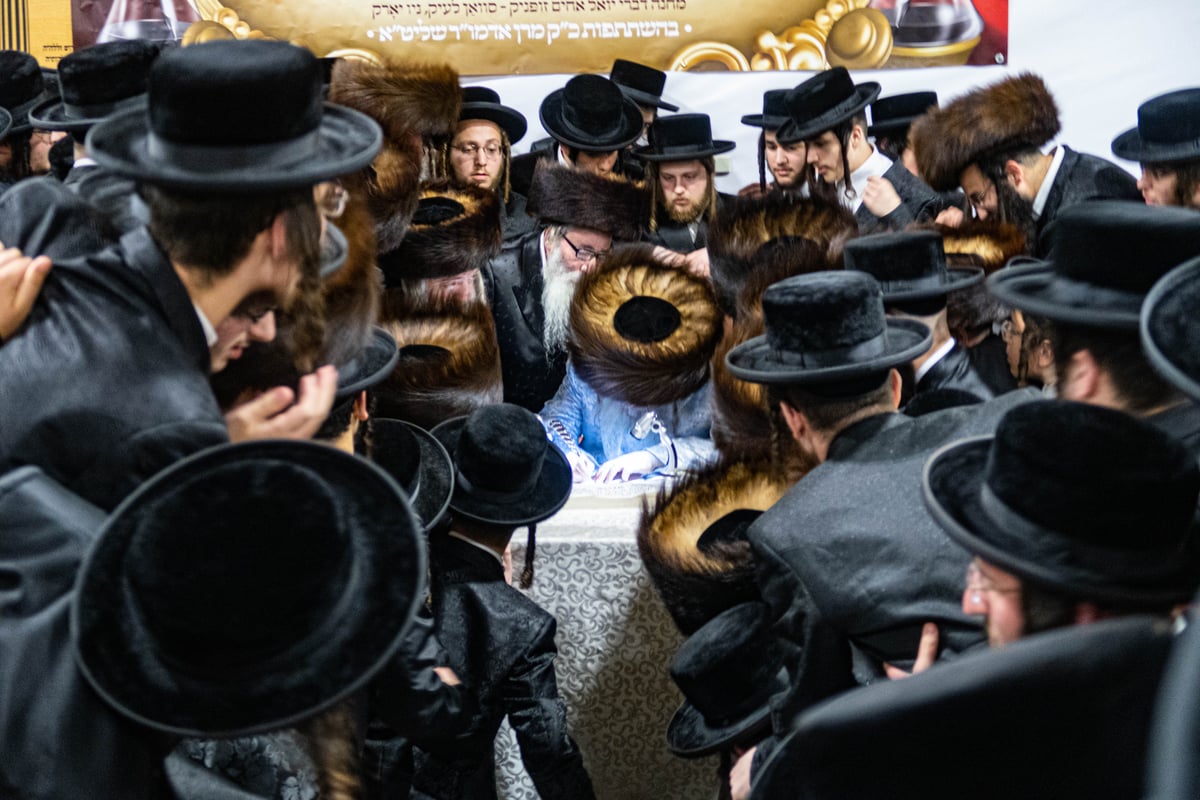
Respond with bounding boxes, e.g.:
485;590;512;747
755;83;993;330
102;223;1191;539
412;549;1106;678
484;161;647;411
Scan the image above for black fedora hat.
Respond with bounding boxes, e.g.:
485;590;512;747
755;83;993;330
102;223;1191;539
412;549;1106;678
28;40;160;134
845;230;983;304
667;601;787;757
370;417;454;532
539;74;642;153
633;113;735;162
87;40;381;191
868;91;938;139
1112;87;1200;164
431;403;571;527
335;326;399;402
923;401;1200;606
1141;254;1200;402
776;67;881;145
72;440;425;737
459;85;527;145
741;89;790;130
610;58;678;112
0;107;10;140
988;201;1200;330
726;271;932;386
0;50;55;133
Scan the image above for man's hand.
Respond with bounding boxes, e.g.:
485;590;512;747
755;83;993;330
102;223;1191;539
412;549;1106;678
433;666;461;686
225;364;338;442
884;622;939;680
680;247;711;279
730;745;756;800
862;175;903;218
566;450;598;483
593;449;664;483
0;245;51;341
935;206;965;227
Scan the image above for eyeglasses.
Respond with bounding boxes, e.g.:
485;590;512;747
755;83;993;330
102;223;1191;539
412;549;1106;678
967;180;997;215
562;234;610;263
316;181;348;220
451;143;503;160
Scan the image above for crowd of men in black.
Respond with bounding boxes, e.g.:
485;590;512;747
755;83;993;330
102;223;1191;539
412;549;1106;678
2;33;1200;800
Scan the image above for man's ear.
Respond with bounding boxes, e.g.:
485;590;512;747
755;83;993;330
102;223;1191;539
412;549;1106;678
887;368;903;410
269;213;289;261
1061;348;1101;402
353;390;369;422
779;400;809;443
1003;159;1025;193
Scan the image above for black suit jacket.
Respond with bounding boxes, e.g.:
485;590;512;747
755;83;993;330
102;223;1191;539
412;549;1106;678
412;535;595;800
0;189;227;511
483;230;568;412
642;192;734;254
63;163;147;236
855;160;942;234
914;341;997;404
748;390;1037;731
1034;145;1141;256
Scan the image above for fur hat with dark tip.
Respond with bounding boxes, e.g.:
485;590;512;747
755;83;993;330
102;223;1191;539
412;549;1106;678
1141;254;1200;403
910;72;1061;192
328;57;462;253
708;191;857;318
0;50;53;132
378;181;501;285
374;296;503;430
568;244;721;407
73;441;425;738
638;458;790;635
933;219;1029;270
316;189;383;367
924;401;1200;606
29;40;161;133
526;161;648;241
667;601;788;757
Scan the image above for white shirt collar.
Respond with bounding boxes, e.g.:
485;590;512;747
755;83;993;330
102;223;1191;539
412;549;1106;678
557;144;571;167
915;337;956;383
447;530;505;566
72;156;98;169
193;303;218;347
1031;145;1065;219
843;146;893;212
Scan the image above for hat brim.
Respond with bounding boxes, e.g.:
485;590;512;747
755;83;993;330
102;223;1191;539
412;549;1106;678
987;263;1142;330
1112;126;1200;164
72;440;425;738
634;140;737;162
539;89;643;152
5;87;58;133
337;327;400;400
319;221;348;280
430;416;573;527
86;103;382;191
371;418;455;532
1142;255;1200;403
725;317;931;385
459;102;528;145
618;85;678;112
776;83;882;144
665;668;786;758
923;436;1200;606
0;108;9;140
740;113;789;130
880;267;985;303
28;93;148;134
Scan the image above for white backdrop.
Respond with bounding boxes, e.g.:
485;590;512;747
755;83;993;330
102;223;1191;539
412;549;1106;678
464;0;1200;193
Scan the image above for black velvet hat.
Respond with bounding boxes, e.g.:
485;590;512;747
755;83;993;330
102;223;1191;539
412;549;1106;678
776;67;881;144
539;74;642;152
868;91;938;139
0;50;54;133
569;245;722;407
633;113;734;162
0;107;9;140
667;601;787;757
72;440;425;737
988;201;1200;330
844;230;982;304
610;58;678;112
725;271;931;386
378;181;501;284
335;327;399;402
29;40;160;133
87;40;382;191
924;401;1200;606
369;417;454;532
1141;254;1200;403
1112;87;1200;164
459;85;527;145
431;403;572;527
740;89;790;130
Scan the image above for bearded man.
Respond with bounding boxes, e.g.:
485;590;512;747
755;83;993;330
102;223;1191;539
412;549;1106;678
484;162;646;411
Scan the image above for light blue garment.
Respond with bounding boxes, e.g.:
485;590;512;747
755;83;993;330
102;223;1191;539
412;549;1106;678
539;362;716;473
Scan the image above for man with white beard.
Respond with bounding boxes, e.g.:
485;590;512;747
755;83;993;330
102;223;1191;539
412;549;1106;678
484;161;647;411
